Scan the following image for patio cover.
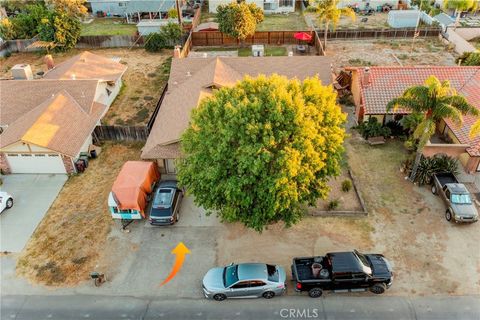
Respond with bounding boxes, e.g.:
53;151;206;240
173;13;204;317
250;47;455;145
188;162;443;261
111;161;160;214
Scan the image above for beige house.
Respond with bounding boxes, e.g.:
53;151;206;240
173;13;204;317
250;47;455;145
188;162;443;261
348;66;480;173
0;52;127;174
142;56;333;174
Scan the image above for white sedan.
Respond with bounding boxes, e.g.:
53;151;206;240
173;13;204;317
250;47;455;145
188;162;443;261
0;191;13;213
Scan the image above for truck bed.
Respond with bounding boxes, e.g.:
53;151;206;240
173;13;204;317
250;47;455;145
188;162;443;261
435;173;457;187
293;257;327;281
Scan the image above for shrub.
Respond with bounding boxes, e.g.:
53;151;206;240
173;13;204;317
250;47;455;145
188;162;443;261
385;120;405;137
145;32;167;52
341;179;352;192
412;154;459;185
160;22;182;46
327;199;339;211
456;52;480;66
355;117;391;139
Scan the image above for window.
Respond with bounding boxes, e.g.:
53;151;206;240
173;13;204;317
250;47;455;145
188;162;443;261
451;194;472;204
48;154;59;157
279;0;293;7
249;280;266;287
267;264;279;282
445;190;451;199
119;2;125;6
231;281;250;289
119;209;131;214
113;207;119;213
224;265;239;287
352;273;368;280
106;88;112;96
21;154;32;157
34;154;46;157
7;154;18;157
333;273;353;280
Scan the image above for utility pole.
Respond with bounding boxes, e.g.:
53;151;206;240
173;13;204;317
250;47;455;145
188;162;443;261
411;0;422;53
176;0;183;27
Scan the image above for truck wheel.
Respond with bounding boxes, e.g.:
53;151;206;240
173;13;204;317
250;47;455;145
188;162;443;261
308;288;323;298
262;291;275;299
369;283;386;294
213;294;226;301
6;198;13;209
431;185;437;195
445;210;452;222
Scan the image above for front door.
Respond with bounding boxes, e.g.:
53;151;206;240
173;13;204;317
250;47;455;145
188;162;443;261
165;159;177;174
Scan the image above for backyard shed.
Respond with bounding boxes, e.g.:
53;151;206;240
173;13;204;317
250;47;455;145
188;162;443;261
387;10;420;28
136;19;177;35
108;161;160;219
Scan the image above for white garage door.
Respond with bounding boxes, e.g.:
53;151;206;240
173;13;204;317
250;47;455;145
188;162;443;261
6;153;66;174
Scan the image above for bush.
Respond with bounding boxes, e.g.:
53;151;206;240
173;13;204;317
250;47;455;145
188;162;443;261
456;52;480;66
145;32;167;52
355;117;391;139
327;199;339;211
341;179;352;192
160;22;182;46
412;154;459;185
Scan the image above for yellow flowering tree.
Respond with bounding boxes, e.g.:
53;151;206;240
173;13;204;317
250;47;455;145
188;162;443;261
178;75;346;231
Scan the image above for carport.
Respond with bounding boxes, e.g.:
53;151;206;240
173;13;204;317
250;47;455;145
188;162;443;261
0;174;67;252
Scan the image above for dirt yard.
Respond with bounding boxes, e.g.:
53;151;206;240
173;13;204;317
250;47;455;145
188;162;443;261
328;38;457;69
0;48;171;126
16;142;143;286
218;135;480;296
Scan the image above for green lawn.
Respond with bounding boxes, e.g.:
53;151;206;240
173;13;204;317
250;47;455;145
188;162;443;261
256;12;308;31
238;46;287;57
81;18;137;36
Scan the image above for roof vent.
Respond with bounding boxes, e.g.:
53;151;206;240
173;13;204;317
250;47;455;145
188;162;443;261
186;71;191;77
71;73;76;80
363;67;371;86
202;53;208;58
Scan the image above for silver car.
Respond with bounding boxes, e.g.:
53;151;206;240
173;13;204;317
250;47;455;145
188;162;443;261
202;263;287;301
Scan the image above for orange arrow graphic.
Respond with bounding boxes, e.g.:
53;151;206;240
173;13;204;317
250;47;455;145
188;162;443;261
160;242;191;286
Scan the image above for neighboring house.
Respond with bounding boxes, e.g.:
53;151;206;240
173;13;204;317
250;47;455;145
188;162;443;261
88;0;176;16
0;52;127;174
142;56;333;174
337;0;409;10
348;66;480;173
209;0;295;14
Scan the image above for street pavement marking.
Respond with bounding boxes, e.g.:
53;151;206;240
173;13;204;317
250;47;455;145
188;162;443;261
350;309;355;313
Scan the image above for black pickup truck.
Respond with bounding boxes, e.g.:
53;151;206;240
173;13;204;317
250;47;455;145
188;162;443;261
291;250;393;297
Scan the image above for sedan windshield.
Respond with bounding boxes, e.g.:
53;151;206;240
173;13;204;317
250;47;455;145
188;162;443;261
223;265;238;287
451;194;472;204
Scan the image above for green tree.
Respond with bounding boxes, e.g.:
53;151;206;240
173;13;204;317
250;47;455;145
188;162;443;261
216;2;264;42
310;0;355;51
178;75;346;231
457;51;480;66
144;32;167;52
387;76;479;181
160;22;182;45
0;18;17;40
444;0;476;29
167;8;178;19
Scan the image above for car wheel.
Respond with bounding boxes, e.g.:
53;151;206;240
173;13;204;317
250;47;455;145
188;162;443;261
308;288;323;298
6;198;13;209
431;185;437;195
369;283;386;294
262;291;275;299
213;294;226;301
445;210;452;222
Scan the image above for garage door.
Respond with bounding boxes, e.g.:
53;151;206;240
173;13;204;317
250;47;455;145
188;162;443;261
6;153;66;174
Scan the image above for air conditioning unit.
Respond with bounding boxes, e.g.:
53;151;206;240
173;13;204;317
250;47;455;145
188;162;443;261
252;45;264;57
11;64;33;80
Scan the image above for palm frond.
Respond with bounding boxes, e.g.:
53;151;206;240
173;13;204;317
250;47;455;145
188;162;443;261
470;119;480;138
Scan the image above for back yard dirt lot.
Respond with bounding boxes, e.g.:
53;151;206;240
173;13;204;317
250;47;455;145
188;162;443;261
0;48;170;126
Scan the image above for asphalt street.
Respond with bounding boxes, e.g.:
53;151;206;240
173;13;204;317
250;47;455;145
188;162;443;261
2;294;479;320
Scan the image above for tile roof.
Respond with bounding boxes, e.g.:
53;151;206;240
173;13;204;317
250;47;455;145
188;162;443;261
353;66;480;157
43;51;127;82
0;91;106;157
142;56;333;159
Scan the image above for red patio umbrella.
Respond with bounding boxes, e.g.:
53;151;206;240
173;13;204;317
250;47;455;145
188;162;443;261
294;32;312;41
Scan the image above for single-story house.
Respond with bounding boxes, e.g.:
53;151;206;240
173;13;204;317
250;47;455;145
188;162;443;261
88;0;176;17
348;66;480;173
142;56;333;174
209;0;295;14
0;52;127;174
194;22;219;32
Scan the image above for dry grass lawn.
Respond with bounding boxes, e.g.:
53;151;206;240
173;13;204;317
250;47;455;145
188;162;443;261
16;142;143;286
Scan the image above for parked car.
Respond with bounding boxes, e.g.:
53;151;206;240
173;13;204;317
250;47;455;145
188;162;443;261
148;180;183;225
431;173;478;223
0;191;13;214
291;250;393;298
202;263;287;301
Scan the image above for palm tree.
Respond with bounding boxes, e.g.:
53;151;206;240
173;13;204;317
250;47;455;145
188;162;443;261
444;0;476;30
387;76;479;181
470;119;480;138
311;0;355;52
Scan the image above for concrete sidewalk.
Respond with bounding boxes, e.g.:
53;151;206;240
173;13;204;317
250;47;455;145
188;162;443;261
0;174;67;252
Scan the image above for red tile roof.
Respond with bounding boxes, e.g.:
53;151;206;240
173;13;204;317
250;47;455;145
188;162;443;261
353;66;480;157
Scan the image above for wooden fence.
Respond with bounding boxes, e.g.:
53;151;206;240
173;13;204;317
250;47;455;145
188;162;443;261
93;125;149;142
76;35;144;48
192;30;311;46
315;27;442;40
147;84;169;132
313;30;325;56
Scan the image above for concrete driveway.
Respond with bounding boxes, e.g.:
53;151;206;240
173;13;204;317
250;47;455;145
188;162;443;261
0;174;67;252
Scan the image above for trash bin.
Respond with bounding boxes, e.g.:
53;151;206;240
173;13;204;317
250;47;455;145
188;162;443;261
90;149;97;159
